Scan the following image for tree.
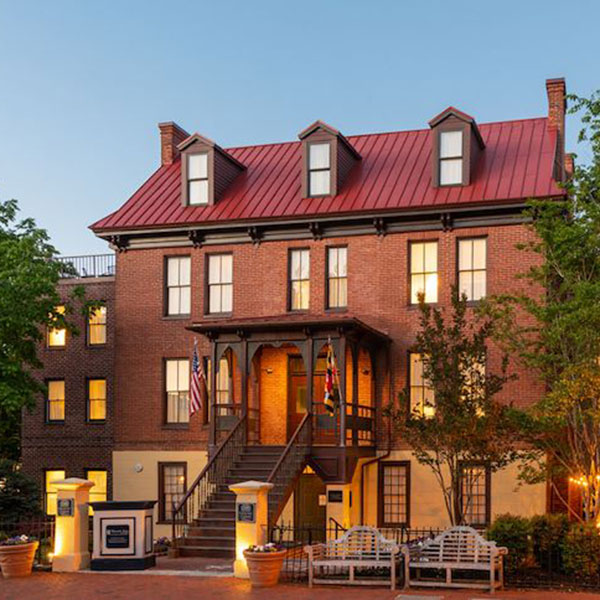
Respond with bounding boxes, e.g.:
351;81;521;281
0;198;83;461
0;459;42;522
484;91;600;522
387;289;521;526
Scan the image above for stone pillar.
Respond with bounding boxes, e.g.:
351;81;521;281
52;478;94;572
228;480;273;579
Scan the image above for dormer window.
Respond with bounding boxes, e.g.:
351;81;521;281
308;143;331;196
439;131;463;185
188;153;209;205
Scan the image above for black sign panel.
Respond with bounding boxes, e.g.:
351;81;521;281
106;525;130;549
57;498;74;517
237;502;256;523
328;490;343;503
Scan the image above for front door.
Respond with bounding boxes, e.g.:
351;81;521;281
287;355;326;440
294;472;326;542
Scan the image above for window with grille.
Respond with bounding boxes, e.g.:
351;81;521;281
379;462;410;527
409;353;435;418
289;249;310;310
207;254;233;314
308;143;331;196
47;305;66;347
187;153;209;205
88;379;106;421
166;256;191;316
458;238;487;301
439;130;463;185
88;305;107;345
159;463;186;521
44;469;65;515
410;241;438;304
46;380;65;422
165;359;189;423
459;464;490;526
327;246;347;309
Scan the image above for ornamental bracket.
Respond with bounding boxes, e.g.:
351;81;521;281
247;226;263;246
440;212;453;232
309;222;323;241
109;235;129;252
373;217;387;237
188;230;205;248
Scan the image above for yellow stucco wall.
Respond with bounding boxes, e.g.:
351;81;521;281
112;450;208;538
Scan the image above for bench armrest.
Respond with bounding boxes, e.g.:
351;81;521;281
497;546;509;556
304;544;325;560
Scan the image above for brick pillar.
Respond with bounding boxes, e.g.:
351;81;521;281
158;122;189;166
545;78;567;181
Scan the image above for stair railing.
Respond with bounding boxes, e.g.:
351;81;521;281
266;412;312;526
172;414;247;548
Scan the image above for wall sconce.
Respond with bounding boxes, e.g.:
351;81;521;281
262;367;273;375
361;369;370;375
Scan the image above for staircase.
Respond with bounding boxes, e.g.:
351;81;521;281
178;446;285;558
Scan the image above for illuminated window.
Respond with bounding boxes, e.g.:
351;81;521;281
187;153;209;205
88;305;107;345
327;247;347;309
409;353;435;418
410;241;438;304
308;143;331;196
47;305;66;347
379;462;410;527
44;469;65;515
439;130;463;185
165;359;189;424
207;254;233;314
88;379;106;421
215;355;231;417
159;463;186;521
166;256;191;316
458;238;487;301
46;380;65;422
460;464;490;526
86;470;107;514
289;249;310;311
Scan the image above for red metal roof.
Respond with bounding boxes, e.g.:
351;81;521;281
91;117;564;233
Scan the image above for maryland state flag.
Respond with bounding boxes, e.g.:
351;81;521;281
324;340;339;416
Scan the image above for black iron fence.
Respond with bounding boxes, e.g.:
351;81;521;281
0;517;55;568
57;254;116;278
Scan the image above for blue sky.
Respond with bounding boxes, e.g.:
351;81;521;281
1;0;598;255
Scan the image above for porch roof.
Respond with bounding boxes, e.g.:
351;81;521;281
188;314;390;343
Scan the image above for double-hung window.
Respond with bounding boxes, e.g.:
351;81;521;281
458;238;487;301
439;130;463;185
46;380;65;422
165;359;190;424
88;379;107;421
409;353;435;418
207;254;233;314
166;256;191;316
88;305;107;345
410;241;438;304
289;249;310;311
308;143;331;196
327;247;347;309
187;153;209;205
47;305;66;347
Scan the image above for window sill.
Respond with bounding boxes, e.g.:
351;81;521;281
203;312;232;319
325;306;348;313
45;421;65;425
86;420;107;425
46;346;66;351
162;315;191;321
407;302;439;310
86;343;108;349
162;424;190;430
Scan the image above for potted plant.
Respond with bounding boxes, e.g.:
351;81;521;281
153;536;172;557
243;543;287;587
0;535;39;578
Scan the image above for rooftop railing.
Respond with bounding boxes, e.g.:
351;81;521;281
57;253;116;278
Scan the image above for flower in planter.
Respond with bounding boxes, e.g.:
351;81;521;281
0;535;36;546
246;542;283;553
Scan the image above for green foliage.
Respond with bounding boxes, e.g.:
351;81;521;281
530;513;569;568
0;459;42;522
488;514;532;573
387;289;521;525
561;523;600;578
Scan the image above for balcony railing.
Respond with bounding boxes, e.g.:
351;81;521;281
57;254;116;279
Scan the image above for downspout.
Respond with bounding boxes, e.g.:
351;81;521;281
360;342;394;525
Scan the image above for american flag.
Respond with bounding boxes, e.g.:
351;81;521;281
190;339;207;417
324;338;338;416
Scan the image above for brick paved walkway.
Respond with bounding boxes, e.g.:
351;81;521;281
2;573;600;600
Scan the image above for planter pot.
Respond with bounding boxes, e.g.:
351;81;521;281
243;549;287;587
0;542;39;578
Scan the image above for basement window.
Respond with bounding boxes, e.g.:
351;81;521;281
187;153;209;205
308;143;331;196
439;131;463;185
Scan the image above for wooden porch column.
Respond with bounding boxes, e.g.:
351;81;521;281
306;334;314;446
351;342;359;447
209;339;218;450
240;336;248;418
338;332;347;448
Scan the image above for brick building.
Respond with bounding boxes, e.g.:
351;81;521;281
24;78;569;555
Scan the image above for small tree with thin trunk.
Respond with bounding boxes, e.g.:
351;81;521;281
387;289;521;526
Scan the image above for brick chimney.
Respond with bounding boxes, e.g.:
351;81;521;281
546;78;567;181
158;122;190;166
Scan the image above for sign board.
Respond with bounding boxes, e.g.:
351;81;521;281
237;502;256;523
106;525;130;549
57;498;74;517
328;490;343;503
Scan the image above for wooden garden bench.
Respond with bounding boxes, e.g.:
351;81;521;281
304;525;401;589
401;525;508;592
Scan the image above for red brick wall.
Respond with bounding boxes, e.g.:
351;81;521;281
21;277;115;499
113;223;544;451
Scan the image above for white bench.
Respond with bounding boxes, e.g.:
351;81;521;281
304;526;401;589
401;526;508;592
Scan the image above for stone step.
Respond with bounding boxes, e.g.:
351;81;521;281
199;508;234;519
187;525;235;538
178;545;235;559
182;535;235;549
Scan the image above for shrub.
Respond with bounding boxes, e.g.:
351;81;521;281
0;460;43;522
530;513;569;569
488;514;531;572
562;523;600;578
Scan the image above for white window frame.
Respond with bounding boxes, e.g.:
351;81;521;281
187;153;209;205
308;142;331;197
166;256;191;316
165;359;190;424
207;254;233;314
439;130;463;186
410;241;438;304
458;238;487;301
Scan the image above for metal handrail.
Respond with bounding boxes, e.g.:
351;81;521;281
56;254;115;278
